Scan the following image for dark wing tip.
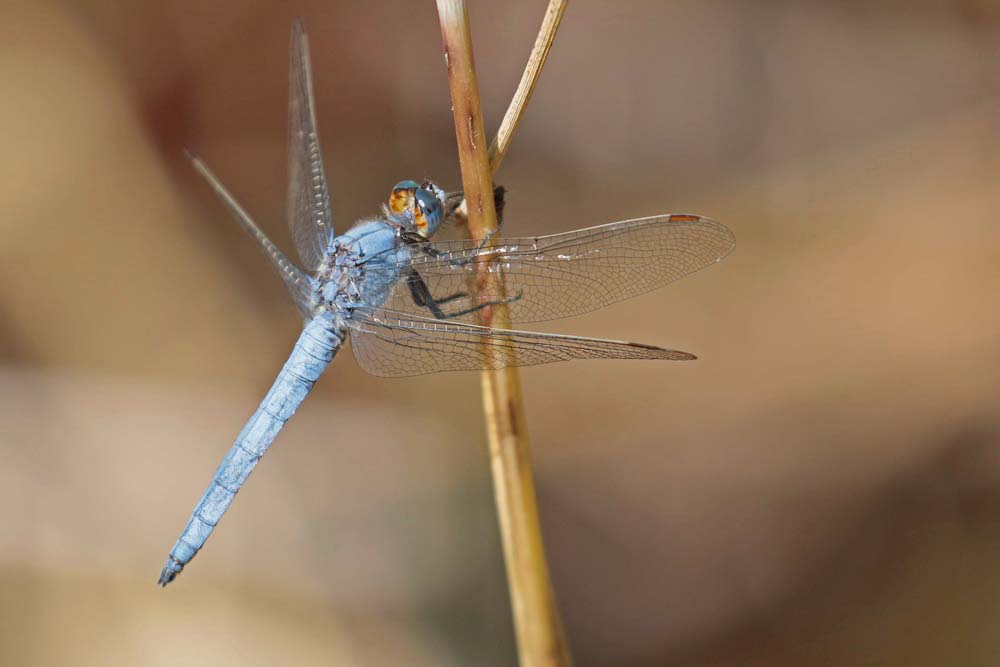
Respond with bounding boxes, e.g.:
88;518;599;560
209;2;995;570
625;341;697;361
666;214;703;223
666;213;736;261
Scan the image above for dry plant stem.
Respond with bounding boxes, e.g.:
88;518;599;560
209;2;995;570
436;2;571;666
488;0;568;174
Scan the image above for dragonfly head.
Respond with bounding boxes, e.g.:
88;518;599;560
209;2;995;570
389;180;447;238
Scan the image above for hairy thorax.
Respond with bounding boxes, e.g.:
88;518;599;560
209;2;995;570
311;219;410;320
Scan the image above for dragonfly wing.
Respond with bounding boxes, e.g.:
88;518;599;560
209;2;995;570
346;306;694;377
287;19;333;271
188;153;314;315
376;214;734;324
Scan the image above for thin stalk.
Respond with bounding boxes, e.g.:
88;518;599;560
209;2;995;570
436;2;571;666
488;0;567;174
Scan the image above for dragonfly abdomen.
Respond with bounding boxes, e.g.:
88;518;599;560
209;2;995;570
158;313;343;586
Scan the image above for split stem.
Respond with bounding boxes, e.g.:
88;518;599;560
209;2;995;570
435;2;571;666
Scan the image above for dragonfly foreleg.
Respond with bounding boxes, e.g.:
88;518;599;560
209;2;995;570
442;188;509;268
443;185;506;224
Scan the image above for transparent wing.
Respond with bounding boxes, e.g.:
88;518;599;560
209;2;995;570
346;306;694;378
188;152;314;316
286;19;333;271
374;214;734;324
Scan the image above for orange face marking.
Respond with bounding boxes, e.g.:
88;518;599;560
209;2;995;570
389;188;414;214
413;208;428;233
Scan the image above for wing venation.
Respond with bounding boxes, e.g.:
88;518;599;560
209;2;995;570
347;306;694;377
286;19;333;270
369;214;734;324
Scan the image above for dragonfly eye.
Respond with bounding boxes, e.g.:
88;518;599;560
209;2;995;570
413;187;444;237
421;181;447;205
389;180;420;214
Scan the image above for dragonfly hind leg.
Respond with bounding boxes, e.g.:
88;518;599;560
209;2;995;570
404;269;462;319
436;293;523;320
405;268;522;320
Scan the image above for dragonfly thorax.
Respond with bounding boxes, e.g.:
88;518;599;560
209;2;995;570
311;239;363;314
312;219;412;319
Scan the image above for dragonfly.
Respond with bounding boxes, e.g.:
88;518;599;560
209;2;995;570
158;20;734;587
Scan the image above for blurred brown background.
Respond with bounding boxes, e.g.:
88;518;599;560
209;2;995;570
3;0;1000;665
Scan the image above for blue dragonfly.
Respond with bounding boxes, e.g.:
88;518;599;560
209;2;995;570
158;20;735;587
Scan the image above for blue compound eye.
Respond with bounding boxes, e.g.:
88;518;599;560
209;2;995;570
413;187;444;237
421;181;447;205
391;180;420;192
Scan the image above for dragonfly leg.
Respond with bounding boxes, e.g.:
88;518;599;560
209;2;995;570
435;291;523;320
403;186;508;265
405;268;520;320
405;269;449;319
436;292;469;305
443;184;506;224
456;185;508;265
401;234;450;260
494;185;506;227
